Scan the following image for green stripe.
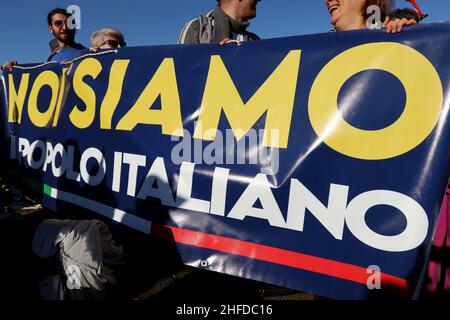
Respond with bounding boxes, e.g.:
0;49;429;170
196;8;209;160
43;184;51;196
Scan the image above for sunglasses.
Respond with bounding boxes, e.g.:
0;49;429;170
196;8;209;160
52;20;67;28
100;39;126;48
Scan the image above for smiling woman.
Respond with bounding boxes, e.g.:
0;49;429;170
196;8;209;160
324;0;416;32
326;0;393;30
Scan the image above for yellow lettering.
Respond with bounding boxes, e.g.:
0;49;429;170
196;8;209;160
28;70;59;127
116;58;183;136
100;60;130;129
309;42;443;160
193;50;302;149
52;67;69;127
69;58;102;129
8;73;29;124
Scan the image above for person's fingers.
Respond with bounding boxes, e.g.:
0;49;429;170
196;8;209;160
1;62;13;72
386;22;392;33
384;16;391;25
387;17;417;33
397;18;408;32
386;18;401;33
407;18;417;26
396;20;404;33
219;38;231;46
388;20;401;33
386;20;396;33
10;61;18;71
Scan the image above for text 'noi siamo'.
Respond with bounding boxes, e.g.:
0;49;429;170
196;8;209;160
6;42;443;161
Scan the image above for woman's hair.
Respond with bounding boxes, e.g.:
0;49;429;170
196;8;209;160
362;0;395;22
90;28;125;47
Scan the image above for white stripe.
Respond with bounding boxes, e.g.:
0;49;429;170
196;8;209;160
13;61;57;70
13;50;118;70
46;186;152;234
1;75;7;111
50;187;58;199
59;50;118;65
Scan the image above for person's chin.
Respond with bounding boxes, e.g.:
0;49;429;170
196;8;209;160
62;35;74;42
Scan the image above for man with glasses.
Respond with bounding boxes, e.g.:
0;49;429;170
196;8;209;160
46;8;87;62
1;8;87;71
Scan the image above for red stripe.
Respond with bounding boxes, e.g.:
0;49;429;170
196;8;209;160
151;223;409;295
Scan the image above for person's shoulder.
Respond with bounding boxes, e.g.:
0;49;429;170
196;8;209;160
178;18;201;44
178;9;216;44
185;18;201;34
49;46;88;62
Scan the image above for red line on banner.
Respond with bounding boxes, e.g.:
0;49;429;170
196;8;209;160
151;223;409;295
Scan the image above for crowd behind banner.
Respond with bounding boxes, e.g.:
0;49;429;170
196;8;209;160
0;0;450;299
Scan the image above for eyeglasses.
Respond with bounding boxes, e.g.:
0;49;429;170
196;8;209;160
52;20;67;28
100;39;126;48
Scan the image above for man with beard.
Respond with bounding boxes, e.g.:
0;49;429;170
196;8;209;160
1;8;86;71
178;0;261;45
46;8;87;62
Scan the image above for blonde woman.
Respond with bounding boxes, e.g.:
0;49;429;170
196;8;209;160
90;28;126;50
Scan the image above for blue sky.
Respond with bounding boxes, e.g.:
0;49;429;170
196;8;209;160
0;0;449;65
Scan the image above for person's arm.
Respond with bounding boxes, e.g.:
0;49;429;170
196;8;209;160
385;8;419;33
178;19;201;45
0;61;17;72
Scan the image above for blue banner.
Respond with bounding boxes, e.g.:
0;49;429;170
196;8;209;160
2;22;450;300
